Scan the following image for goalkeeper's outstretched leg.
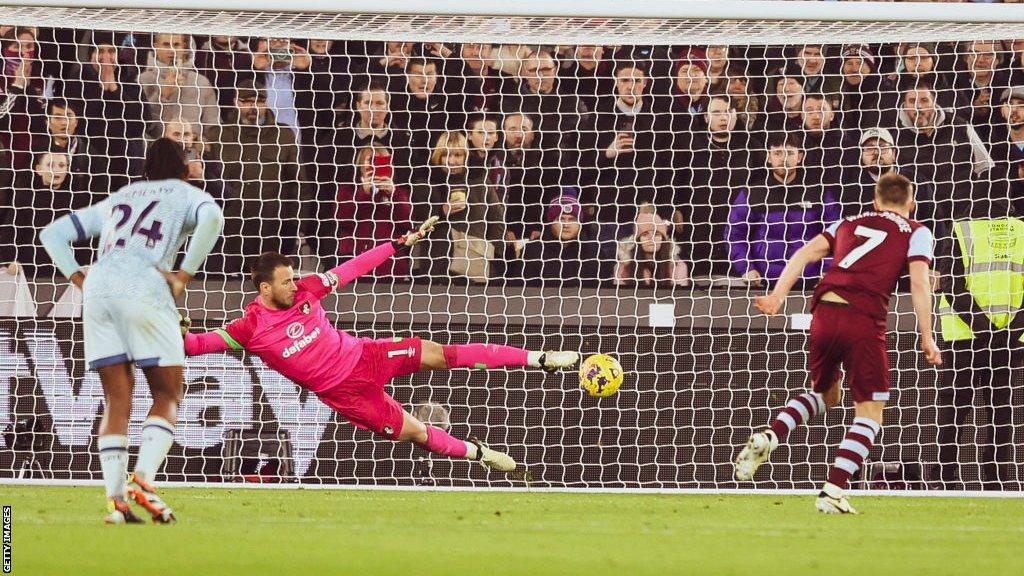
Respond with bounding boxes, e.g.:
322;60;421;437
419;340;579;373
397;411;516;472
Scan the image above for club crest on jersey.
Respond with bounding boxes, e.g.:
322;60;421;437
302;302;311;314
286;321;304;340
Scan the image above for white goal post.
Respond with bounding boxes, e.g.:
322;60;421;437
1;0;1023;494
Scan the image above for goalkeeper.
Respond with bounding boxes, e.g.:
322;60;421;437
182;217;579;473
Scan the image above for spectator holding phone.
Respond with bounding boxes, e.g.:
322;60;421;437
139;33;220;139
331;142;413;278
590;61;672;233
414;131;505;281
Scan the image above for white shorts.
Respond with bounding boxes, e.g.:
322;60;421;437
83;297;185;370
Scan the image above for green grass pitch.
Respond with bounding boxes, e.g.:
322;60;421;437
5;486;1023;575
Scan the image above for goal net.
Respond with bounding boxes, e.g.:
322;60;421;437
1;0;1023;492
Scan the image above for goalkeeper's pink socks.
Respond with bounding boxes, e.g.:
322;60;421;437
769;392;826;442
419;425;474;459
442;343;528;370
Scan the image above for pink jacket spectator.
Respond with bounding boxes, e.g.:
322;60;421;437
335;182;413;278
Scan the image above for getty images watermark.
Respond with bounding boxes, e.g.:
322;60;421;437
2;505;10;574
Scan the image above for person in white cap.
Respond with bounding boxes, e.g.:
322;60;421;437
842;127;899;213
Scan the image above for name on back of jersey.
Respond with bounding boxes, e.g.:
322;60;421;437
848;211;912;233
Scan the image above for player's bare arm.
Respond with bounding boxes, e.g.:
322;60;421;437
908;260;942;366
754;234;831;316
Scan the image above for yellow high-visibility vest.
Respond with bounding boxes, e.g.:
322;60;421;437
938;218;1024;342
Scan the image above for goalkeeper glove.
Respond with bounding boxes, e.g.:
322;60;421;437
394;216;439;254
179;313;192;338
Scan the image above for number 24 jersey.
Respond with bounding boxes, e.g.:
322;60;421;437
71;178;217;305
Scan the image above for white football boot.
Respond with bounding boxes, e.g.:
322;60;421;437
470;438;517;472
816;483;859;515
734;430;779;481
532;351;580;373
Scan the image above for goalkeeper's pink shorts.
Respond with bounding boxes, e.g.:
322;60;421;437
316;336;423;440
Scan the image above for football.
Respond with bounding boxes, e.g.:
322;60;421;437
579;354;624;398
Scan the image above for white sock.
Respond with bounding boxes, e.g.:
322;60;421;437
527;351;544;368
98;435;129;499
464;441;479;460
133;416;175;484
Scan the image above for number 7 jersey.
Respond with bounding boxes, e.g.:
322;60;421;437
73;178;217;304
813;210;934;322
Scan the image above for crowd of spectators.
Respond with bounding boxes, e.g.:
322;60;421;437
1;27;1023;288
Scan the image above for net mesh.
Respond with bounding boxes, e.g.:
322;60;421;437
1;6;1023;491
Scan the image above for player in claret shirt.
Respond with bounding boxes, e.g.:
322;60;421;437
183;216;579;475
733;172;942;514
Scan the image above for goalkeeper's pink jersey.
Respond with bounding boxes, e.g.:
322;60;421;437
184;242;396;393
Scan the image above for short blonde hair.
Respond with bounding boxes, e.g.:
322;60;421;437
430;131;469;166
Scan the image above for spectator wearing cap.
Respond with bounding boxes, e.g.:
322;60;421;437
727;132;841;286
614;203;690;288
951;39;1011;143
671;52;710;137
840;127;901;214
895;78;993;219
519;193;602;286
676;93;758;279
208;79;310;275
589;61;673;228
838;43;889;130
62;30;147;191
989;86;1024;214
138;33;220;139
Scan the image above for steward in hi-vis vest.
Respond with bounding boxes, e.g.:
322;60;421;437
934;200;1024;490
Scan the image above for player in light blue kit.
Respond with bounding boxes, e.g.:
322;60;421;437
40;138;224;524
